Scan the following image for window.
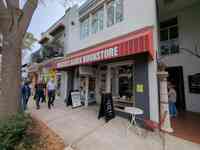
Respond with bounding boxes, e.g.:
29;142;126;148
80;17;90;40
92;8;104;34
107;0;123;27
160;17;179;55
111;63;135;111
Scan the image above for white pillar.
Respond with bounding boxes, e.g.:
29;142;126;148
158;71;173;133
103;3;107;30
106;66;111;93
60;71;67;100
85;76;89;107
95;67;101;104
89;13;92;35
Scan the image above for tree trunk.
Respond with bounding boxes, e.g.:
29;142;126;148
0;0;38;119
0;34;21;119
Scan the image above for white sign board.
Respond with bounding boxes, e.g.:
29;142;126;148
79;66;94;76
71;91;82;108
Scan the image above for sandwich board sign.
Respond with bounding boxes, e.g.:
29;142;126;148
71;91;82;108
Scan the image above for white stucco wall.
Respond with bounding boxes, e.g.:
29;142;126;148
161;3;200;113
63;0;159;121
66;0;157;53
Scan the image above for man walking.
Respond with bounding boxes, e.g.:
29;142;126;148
21;81;31;110
47;79;56;109
34;80;45;110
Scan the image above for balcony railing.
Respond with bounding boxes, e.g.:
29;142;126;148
160;38;179;56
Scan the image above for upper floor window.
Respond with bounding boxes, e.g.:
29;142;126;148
107;0;123;27
92;8;104;34
80;17;90;40
160;17;179;56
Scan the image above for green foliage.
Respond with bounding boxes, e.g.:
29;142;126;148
22;32;37;50
0;113;32;150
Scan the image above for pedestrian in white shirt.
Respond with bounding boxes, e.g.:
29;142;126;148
47;79;56;109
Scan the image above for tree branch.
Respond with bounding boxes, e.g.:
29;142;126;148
18;0;38;38
6;0;19;9
0;0;6;9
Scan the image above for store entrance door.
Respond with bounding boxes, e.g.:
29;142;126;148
80;76;96;105
166;66;186;112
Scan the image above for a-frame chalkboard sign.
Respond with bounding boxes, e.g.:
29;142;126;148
98;93;115;122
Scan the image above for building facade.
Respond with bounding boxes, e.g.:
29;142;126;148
27;0;200;135
29;16;65;96
158;0;200;113
57;0;159;122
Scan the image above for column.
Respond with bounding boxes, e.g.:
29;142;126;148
85;76;89;107
106;66;111;93
60;71;67;100
89;13;92;36
115;67;119;96
158;71;173;133
95;67;101;104
103;3;107;30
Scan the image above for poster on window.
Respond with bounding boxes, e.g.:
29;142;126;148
71;91;82;108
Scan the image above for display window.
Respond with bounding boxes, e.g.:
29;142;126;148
110;62;135;111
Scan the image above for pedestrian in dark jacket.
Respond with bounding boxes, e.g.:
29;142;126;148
22;82;31;110
34;81;45;109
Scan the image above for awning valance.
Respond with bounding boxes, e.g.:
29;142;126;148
57;26;154;69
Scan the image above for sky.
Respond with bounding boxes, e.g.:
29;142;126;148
22;0;86;64
22;0;66;64
27;0;66;51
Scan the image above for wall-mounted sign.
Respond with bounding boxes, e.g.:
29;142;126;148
136;84;144;93
58;46;118;68
188;73;200;94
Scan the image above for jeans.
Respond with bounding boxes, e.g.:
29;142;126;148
169;102;177;117
22;96;29;111
48;90;55;109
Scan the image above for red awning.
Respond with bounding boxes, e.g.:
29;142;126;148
57;26;154;69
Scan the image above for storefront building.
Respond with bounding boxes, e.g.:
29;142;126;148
57;0;159;122
28;59;62;96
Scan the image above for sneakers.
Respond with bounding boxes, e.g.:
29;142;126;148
36;106;40;110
